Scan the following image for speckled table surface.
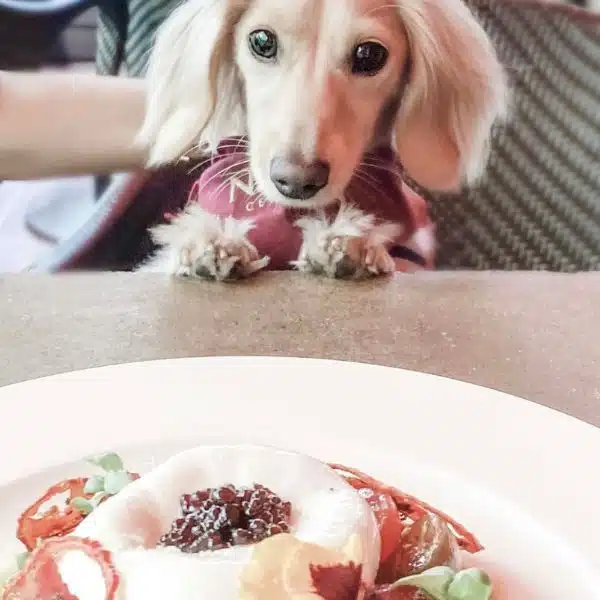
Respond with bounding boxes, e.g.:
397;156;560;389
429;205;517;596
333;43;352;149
0;272;598;426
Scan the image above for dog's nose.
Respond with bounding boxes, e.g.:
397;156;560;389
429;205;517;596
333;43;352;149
270;157;330;200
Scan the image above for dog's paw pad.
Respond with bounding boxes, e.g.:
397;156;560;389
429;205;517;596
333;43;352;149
296;235;394;280
177;241;269;282
294;206;400;280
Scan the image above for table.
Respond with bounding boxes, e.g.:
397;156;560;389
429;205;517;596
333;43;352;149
0;272;598;426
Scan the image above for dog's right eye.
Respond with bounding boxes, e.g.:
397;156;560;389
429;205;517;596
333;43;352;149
248;29;278;61
351;41;389;76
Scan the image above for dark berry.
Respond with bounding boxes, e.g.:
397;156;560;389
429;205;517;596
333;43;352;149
212;485;237;503
225;504;242;526
232;528;254;545
158;483;292;553
249;518;267;534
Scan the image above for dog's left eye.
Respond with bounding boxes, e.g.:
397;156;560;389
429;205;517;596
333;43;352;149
351;42;388;76
248;29;278;61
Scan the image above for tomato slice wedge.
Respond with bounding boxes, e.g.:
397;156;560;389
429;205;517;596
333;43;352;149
331;464;483;554
345;478;406;563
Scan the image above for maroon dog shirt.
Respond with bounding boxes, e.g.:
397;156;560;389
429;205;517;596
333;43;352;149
185;138;434;271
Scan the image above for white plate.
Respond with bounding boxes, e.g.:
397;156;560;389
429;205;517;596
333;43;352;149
0;357;599;599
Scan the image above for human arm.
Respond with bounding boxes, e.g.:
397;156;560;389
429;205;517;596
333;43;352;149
0;70;148;180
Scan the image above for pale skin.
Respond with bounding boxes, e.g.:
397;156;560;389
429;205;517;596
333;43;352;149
0;69;460;190
0;70;147;180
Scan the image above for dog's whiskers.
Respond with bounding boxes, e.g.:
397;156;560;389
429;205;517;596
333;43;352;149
360;158;405;183
355;163;383;187
208;164;252;202
194;159;250;199
353;169;389;199
182;140;250;176
186;150;250;177
206;165;252;202
210;167;251;201
231;137;250;154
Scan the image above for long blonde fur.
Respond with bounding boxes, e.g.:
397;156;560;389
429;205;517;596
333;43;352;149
138;0;508;191
137;0;508;278
395;0;508;185
137;0;248;165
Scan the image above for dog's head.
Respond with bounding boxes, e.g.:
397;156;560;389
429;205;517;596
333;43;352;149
138;0;508;209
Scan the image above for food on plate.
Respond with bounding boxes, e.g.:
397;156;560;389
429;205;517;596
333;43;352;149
158;483;292;552
0;445;493;600
15;454;139;552
330;464;483;585
3;537;119;600
16;477;91;552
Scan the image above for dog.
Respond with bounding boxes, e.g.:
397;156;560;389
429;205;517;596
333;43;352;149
137;0;508;280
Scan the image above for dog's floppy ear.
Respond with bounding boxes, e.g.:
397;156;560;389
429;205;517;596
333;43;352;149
394;0;508;191
137;0;247;166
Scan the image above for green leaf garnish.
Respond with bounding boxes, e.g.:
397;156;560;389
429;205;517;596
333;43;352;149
70;497;94;515
87;452;124;472
103;471;133;495
387;567;492;600
15;552;29;571
388;566;454;600
83;475;105;495
447;568;492;600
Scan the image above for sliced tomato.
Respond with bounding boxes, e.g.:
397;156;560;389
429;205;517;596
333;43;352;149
345;478;405;563
331;463;483;555
1;536;119;600
17;473;140;551
16;478;91;551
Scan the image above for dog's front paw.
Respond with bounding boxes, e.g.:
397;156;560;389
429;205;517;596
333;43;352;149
296;235;396;279
176;237;269;281
293;205;401;280
143;205;269;281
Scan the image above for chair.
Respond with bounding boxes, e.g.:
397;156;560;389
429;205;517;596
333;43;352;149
424;0;600;271
31;0;600;273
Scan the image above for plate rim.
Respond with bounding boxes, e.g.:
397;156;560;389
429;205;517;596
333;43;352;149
2;355;598;436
